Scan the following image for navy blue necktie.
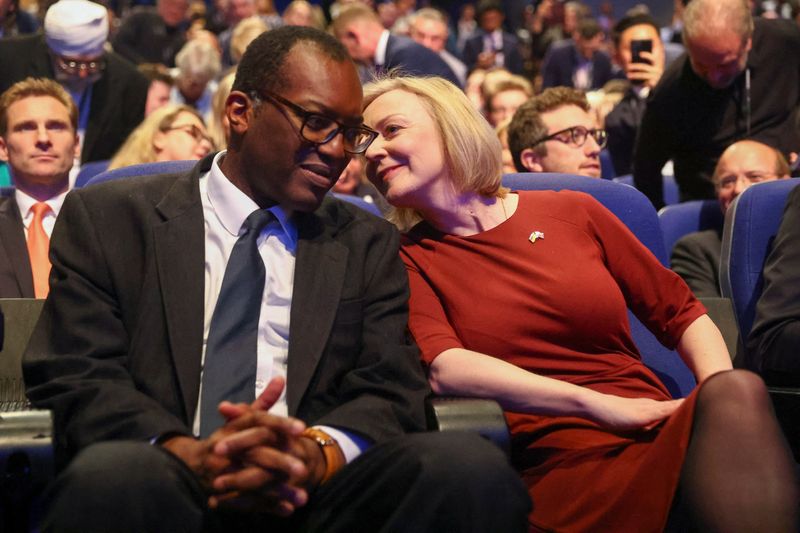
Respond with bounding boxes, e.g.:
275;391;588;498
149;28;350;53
199;209;273;438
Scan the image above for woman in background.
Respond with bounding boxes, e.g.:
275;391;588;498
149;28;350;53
361;75;799;532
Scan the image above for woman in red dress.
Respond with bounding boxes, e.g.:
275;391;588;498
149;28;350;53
361;76;799;532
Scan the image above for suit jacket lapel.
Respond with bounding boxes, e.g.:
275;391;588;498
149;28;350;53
153;160;208;422
0;197;34;297
286;211;348;414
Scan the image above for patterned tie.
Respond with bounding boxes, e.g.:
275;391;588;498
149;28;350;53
199;209;273;438
27;202;51;299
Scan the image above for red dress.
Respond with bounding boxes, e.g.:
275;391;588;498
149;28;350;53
401;190;707;532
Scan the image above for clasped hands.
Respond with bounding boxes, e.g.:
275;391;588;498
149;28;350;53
162;376;326;517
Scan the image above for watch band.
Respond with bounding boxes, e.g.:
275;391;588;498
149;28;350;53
302;427;346;483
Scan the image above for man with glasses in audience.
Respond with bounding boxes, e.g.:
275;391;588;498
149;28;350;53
23;26;530;532
0;0;148;169
507;87;606;178
671;139;789;298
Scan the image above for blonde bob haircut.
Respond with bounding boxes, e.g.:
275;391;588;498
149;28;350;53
108;104;206;170
362;75;507;231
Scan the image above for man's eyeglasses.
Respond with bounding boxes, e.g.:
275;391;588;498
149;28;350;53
164;124;214;146
54;55;106;76
253;90;378;155
717;172;775;190
531;126;608;149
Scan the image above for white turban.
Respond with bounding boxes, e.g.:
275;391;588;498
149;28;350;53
44;0;109;58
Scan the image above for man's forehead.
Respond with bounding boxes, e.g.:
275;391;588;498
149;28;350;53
542;104;592;129
8;95;70;117
621;24;659;45
720;144;775;172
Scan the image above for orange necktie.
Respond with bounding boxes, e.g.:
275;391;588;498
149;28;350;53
27;202;52;298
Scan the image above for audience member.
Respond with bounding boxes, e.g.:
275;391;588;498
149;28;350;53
107;104;213;170
22;26;530;532
170;39;222;124
495;118;516;174
671;140;789;298
138;63;175;117
0;0;149;165
331;156;387;211
462;0;524;74
633;0;800;209
527;0;567;71
0;78;77;298
229;15;268;66
748;185;800;385
541;17;617;91
508;87;605;177
409;8;467;86
362;74;799;533
454;2;477;53
464;67;487;110
484;75;532;127
332;3;461;86
282;0;321;29
112;0;190;67
604;13;665;176
216;0;280;68
207;70;235;150
0;0;38;38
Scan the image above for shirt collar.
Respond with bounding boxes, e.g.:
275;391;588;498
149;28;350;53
206;151;297;245
15;187;68;219
375;29;390;66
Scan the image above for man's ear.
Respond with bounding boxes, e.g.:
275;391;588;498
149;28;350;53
72;133;80;159
0;136;8;162
520;148;544;172
226;91;252;136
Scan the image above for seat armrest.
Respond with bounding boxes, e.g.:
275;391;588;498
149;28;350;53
426;397;510;456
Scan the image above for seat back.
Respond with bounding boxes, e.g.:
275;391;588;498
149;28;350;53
331;192;383;217
658;199;724;257
720;178;800;339
502;173;695;397
74;160;110;188
85;160;197;187
614;174;680;206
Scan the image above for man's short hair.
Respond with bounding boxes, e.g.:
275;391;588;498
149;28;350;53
233;25;351;97
137;63;175;86
331;3;380;34
508;87;589;171
683;0;754;43
485;76;533;112
411;7;449;26
0;77;78;136
711;140;791;187
611;13;659;47
476;0;504;20
576;18;602;40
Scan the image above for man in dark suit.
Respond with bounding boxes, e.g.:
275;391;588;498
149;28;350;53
671;140;789;298
23;26;529;532
332;3;462;87
0;77;78;299
462;0;524;75
0;0;148;165
540;17;617;91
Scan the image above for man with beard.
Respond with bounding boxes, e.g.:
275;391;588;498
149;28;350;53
0;0;148;167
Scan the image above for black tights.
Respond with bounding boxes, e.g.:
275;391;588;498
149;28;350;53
673;370;799;532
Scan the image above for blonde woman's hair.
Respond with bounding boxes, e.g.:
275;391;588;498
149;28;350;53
363;75;506;231
230;16;269;65
208;70;236;150
108;104;207;170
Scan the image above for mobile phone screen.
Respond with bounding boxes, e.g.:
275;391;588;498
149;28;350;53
631;39;653;64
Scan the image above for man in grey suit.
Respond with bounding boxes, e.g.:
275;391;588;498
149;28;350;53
0;77;79;298
23;26;529;532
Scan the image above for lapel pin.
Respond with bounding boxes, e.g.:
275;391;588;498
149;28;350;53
528;231;544;244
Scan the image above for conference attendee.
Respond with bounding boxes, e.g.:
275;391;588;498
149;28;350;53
540;17;617;90
362;74;799;533
409;8;467;86
332;3;461;87
604;12;665;176
112;0;190;67
0;0;38;38
216;0;281;69
462;0;524;75
170;39;222;124
138;63;175;117
22;26;530;532
508;87;605;178
0;78;78;298
282;0;322;29
671;140;789;298
749;185;800;385
484;75;532;127
0;0;149;166
107;104;214;170
633;0;800;209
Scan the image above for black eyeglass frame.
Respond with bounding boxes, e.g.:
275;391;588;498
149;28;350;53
252;90;378;155
530;125;608;149
52;54;107;76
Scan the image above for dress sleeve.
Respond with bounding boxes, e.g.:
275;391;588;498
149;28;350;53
579;194;707;349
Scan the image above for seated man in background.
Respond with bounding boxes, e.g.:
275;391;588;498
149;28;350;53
507;86;606;178
671;139;788;297
484;75;532;127
748;184;800;386
409;8;467;86
540;17;617;91
462;0;524;75
0;77;78;298
22;26;529;532
604;12;665;176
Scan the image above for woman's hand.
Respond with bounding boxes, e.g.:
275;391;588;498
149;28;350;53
583;394;684;431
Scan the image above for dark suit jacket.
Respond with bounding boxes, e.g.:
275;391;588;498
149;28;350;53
540;39;617;90
0;34;149;164
462;30;524;75
23;155;430;464
0;196;35;298
383;34;461;88
670;228;722;298
605;88;647;177
748;186;800;382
